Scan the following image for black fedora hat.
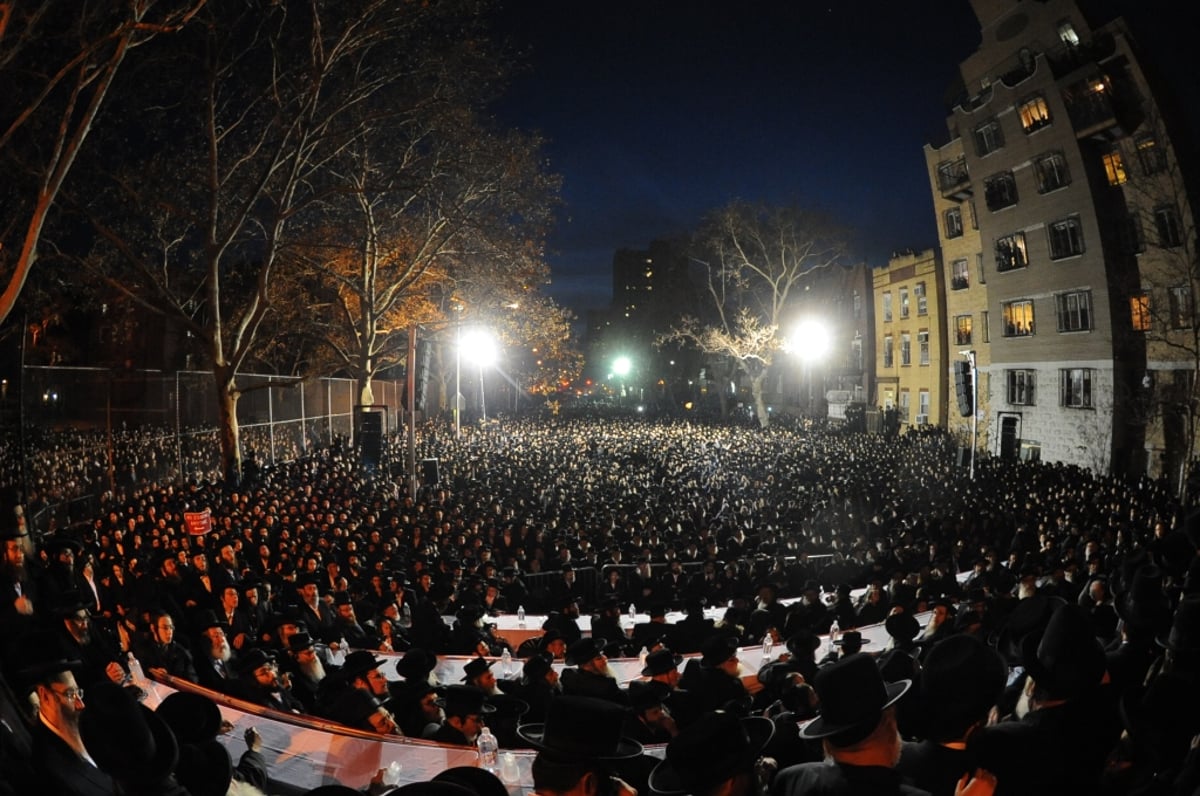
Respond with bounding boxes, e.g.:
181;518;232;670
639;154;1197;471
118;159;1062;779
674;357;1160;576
800;653;911;739
565;637;608;666
79;681;179;787
699;635;740;668
522;653;555;683
885;612;921;644
155;691;224;744
396;647;438;681
1115;565;1170;634
340;649;386;680
193;609;227;633
174;739;234;796
288;631;316;653
918;634;1006;742
462;656;493;682
1158;594;1200;653
233;647;277;676
785;630;821;657
436;684;496;718
432;766;509;796
1022;603;1105;700
628;680;670;712
641;648;683;677
649;711;774;795
517;695;642;759
993;594;1066;664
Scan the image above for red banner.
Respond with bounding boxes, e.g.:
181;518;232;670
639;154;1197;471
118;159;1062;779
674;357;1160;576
183;509;212;536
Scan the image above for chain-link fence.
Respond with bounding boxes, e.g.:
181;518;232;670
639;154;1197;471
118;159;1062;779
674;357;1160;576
10;367;402;534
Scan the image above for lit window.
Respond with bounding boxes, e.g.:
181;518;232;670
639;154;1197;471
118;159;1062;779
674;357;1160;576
1002;299;1035;337
1007;370;1036;405
944;207;964;239
1130;293;1151;332
1018;95;1052;133
955;315;973;346
1047;217;1085;260
1103;150;1127;185
1060;368;1093;408
882;293;893;323
918;331;930;366
1058;21;1081;47
918;390;930;419
915;283;927;316
995;232;1028;273
899;288;910;319
951;259;970;290
900;333;911;366
1155;205;1183;248
1034;151;1070;193
973;118;1005;157
1056;290;1092;332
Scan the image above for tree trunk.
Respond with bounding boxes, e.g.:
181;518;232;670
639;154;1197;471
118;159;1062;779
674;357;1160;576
750;370;770;429
214;366;242;485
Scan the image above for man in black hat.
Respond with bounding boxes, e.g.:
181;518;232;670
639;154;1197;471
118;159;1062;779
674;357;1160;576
23;634;114;796
194;610;239;694
462;655;499;695
623;681;677;744
37;535;83;608
774;653;960;796
591;597;632;658
52;591;128;690
426;684;495;745
631;603;671;650
668;596;715;654
679;635;748;715
330;590;376;649
392;679;443;737
506;652;560;722
561;637;628;705
517;695;642;796
648;711;774;796
234;648;304;712
281;631;326;712
134;609;198;683
1;526;37;636
542;595;584;646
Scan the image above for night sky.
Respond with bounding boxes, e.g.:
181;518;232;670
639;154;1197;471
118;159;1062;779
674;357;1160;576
489;1;1197;316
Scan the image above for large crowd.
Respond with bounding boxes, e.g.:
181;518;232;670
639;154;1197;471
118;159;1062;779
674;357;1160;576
2;413;1199;796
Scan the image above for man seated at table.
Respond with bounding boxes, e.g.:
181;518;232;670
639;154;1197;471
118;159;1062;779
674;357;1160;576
561;637;628;706
425;685;495;746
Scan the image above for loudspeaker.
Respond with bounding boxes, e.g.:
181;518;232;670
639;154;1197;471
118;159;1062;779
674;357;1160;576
421;458;440;486
954;361;974;417
360;411;383;435
361;431;383;471
415;340;433;414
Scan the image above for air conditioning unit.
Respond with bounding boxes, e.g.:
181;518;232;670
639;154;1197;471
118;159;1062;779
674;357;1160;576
914;414;929;426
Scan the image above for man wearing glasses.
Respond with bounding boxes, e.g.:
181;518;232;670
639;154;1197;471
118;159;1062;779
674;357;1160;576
426;685;495;745
54;591;127;690
25;634;114;796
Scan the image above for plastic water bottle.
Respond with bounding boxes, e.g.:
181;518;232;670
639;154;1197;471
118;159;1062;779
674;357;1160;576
638;646;649;668
477;726;499;772
381;761;402;787
829;619;840;644
517;606;525;627
629;602;637;621
126;651;148;688
335;636;348;666
501;648;513;676
499;751;519;783
761;633;774;660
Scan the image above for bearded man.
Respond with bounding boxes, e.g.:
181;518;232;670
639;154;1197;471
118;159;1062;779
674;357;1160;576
560;637;628;706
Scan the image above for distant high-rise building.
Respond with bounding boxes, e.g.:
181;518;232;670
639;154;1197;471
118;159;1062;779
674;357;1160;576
923;0;1197;481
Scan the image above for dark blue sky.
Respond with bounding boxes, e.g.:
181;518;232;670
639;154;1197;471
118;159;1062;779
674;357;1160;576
489;1;1195;316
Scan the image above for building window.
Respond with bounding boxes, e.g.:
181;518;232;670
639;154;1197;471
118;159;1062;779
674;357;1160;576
995;232;1028;273
851;336;863;370
1003;299;1035;337
915;282;927;316
1118;212;1144;254
977;252;986;284
1136;135;1166;176
1056;290;1092;332
899;287;910;319
1034;151;1071;193
1018;95;1052;133
955;314;973;345
1060;368;1094;408
1047;217;1085;259
883;335;894;368
1103;149;1127;185
918;331;930;365
899;390;910;421
1131;293;1151;332
984;172;1018;211
853;292;862;318
969;201;979;230
900;333;912;366
883;292;893;322
944;207;964;238
1155;205;1183;248
982;310;990;342
937;157;970;193
918;390;930;420
951;259;970;290
973;118;1005;157
1007;369;1036;405
1170;286;1193;329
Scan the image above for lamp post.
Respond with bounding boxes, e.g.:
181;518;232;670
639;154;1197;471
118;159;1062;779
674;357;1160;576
790;319;831;417
961;350;978;481
612;355;632;404
460;328;498;422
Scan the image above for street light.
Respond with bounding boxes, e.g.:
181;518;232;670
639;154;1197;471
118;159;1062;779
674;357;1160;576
789;319;831;416
460;328;498;421
612;356;632;402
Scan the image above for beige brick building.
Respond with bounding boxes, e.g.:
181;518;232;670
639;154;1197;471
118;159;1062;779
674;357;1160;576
873;249;947;428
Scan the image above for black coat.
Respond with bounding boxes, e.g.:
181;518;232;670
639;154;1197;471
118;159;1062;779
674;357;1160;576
773;760;929;796
560;668;628;706
29;721;114;796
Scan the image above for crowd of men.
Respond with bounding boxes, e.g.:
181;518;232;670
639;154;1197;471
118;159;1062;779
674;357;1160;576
1;413;1199;795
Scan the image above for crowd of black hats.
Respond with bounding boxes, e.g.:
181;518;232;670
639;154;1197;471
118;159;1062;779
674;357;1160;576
2;415;1200;795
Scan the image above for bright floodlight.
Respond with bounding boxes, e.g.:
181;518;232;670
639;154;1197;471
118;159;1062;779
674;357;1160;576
612;356;632;376
791;319;831;362
460;328;498;367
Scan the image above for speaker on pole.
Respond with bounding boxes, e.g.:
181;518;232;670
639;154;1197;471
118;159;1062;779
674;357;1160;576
421;458;440;486
954;360;974;418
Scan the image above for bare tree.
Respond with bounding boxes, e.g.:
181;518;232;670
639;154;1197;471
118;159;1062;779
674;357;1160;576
660;202;849;428
0;0;204;327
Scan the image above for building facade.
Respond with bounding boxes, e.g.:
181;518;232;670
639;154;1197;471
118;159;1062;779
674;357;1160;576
923;0;1197;478
873;250;948;428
